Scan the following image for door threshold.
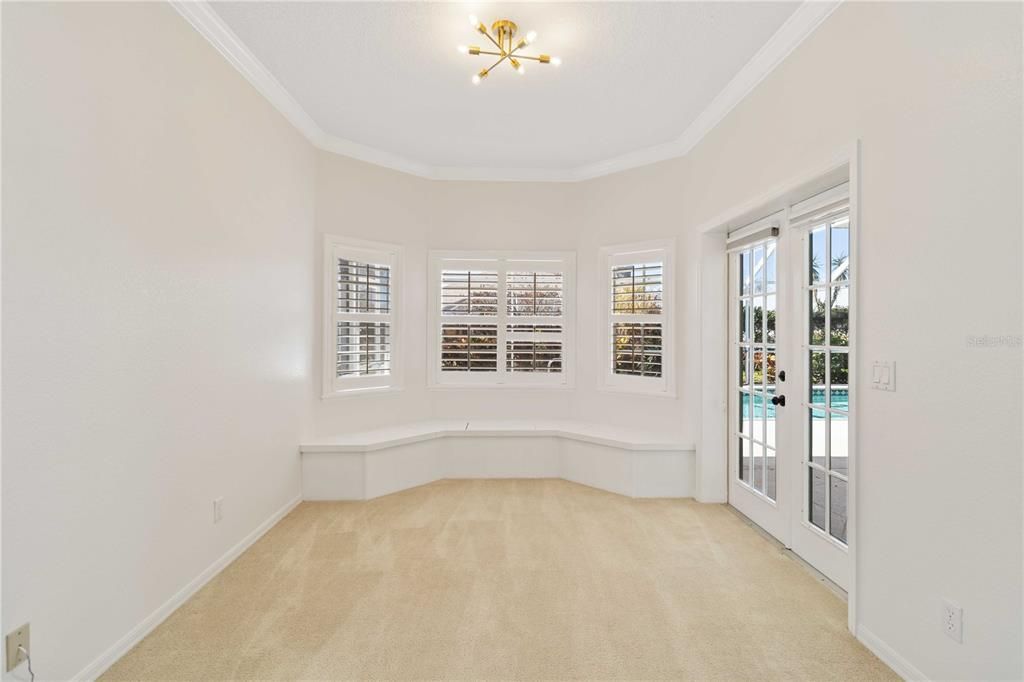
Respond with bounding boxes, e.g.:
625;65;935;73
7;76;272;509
726;504;847;601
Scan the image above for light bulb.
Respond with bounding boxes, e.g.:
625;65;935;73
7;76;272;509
525;30;537;44
551;56;562;66
468;14;478;27
517;64;525;75
457;45;469;54
471;74;481;85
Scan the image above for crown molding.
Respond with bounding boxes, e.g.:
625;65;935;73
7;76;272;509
170;0;840;183
571;1;841;181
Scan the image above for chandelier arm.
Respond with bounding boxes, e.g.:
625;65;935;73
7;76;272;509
482;30;504;54
512;54;545;62
475;50;504;57
486;54;510;71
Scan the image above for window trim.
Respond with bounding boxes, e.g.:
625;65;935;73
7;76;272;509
427;250;576;389
322;234;403;399
599;239;676;397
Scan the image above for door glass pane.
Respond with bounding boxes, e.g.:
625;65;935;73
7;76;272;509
740;299;750;342
809;226;826;285
739;348;749;386
809;467;826;530
809;408;826;466
809;352;826;405
740;392;751;437
752;393;765;441
830;413;848;477
765;447;777;501
753;245;765;294
754;297;765;343
765;350;777;388
765;244;777;293
753;350;764;389
753;442;764;492
765;295;776;343
810;289;827;344
740;438;751;483
830;219;849;283
766;388;777;448
830;352;849;409
829;476;847;543
830;286;849;345
740;251;751;295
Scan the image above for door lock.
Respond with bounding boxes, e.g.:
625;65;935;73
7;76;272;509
771;394;786;407
778;370;786;382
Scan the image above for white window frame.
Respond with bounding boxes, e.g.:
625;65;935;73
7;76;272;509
600;239;676;397
322;234;402;398
427;250;576;389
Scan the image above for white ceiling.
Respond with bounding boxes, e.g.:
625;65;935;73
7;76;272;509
200;2;817;179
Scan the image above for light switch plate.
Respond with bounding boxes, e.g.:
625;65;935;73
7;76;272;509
5;623;29;672
871;360;895;391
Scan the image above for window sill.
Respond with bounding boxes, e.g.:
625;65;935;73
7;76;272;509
322;385;404;400
427;383;575;392
596;384;677;399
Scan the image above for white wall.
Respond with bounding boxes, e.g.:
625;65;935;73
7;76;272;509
3;1;1020;681
2;3;315;680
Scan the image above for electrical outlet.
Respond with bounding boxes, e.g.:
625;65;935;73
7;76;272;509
942;599;963;643
213;497;224;524
5;623;29;673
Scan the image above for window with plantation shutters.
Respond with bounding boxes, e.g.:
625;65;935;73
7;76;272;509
602;240;675;395
430;252;575;387
323;236;401;396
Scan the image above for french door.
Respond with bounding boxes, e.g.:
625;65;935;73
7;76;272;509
728;227;788;542
728;184;853;591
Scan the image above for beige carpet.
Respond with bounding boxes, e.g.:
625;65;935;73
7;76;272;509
103;479;895;681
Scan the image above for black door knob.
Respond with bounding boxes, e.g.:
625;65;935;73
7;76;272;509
778;370;786;382
771;394;786;407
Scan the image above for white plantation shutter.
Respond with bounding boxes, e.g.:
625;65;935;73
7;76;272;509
440;323;498;371
506;269;565;374
430;252;574;386
441;270;498;316
603;242;674;395
323;237;401;396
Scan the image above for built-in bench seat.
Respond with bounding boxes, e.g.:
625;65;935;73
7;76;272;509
300;420;695;500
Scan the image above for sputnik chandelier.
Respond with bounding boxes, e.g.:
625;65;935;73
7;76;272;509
457;15;561;84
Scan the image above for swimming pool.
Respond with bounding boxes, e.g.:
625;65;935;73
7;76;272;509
742;389;848;419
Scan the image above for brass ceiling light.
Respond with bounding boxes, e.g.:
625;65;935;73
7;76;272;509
457;15;561;84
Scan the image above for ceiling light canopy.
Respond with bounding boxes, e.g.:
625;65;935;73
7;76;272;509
458;16;560;85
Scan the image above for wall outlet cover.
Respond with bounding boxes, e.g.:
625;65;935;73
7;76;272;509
5;623;29;673
942;599;963;643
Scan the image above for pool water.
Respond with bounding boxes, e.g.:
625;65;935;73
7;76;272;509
742;389;848;419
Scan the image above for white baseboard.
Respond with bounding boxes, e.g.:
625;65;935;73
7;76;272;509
857;625;928;681
71;494;302;681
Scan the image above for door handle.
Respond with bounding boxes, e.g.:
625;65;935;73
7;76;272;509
771;394;786;407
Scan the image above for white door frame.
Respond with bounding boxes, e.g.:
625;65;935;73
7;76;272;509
697;141;860;633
